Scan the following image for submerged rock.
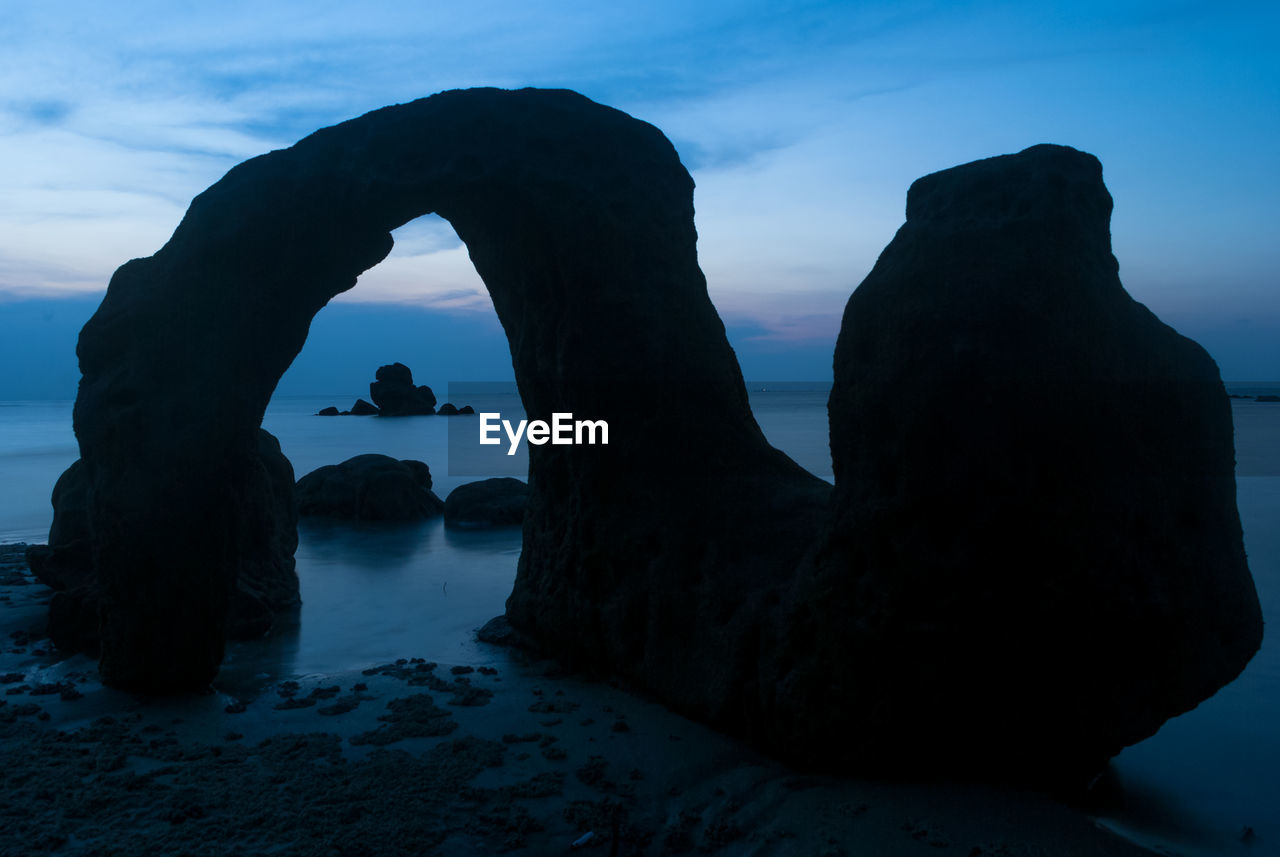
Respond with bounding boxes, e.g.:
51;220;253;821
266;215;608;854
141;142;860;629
770;144;1262;780
295;454;444;521
444;478;529;528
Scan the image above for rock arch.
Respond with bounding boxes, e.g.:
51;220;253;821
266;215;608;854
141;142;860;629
72;87;830;693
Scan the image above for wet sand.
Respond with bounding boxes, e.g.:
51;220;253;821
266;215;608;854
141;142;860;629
1;544;1159;856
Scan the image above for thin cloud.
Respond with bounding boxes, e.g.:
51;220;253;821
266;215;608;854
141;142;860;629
733;313;843;346
0;255;106;298
387;216;464;258
335;286;494;314
6;99;75;126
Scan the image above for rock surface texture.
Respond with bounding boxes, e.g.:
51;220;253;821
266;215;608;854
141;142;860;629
67;88;1258;785
444;478;530;528
296;455;444;521
26;430;300;653
767;144;1262;779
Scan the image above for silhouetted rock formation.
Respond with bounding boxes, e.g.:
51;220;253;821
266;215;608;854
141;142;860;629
437;404;481;416
296;455;444;521
768;144;1262;781
66;88;1258;787
444;478;529;528
26;431;300;655
369;362;437;415
71;86;826;696
315;364;436;416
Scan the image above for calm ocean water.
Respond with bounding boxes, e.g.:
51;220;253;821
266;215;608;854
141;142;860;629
1;386;1277;854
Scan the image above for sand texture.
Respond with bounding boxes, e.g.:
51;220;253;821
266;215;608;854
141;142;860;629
0;544;1159;856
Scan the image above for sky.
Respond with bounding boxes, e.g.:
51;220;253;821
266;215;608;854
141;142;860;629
0;0;1277;398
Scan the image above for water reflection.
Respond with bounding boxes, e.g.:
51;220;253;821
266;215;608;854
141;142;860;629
222;515;522;687
442;521;524;551
218;610;303;699
298;517;437;569
1083;765;1221;854
1097;473;1280;853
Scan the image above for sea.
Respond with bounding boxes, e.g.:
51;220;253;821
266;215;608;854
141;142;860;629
1;383;1277;856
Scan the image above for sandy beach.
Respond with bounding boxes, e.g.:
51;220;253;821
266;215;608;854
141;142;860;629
2;542;1166;857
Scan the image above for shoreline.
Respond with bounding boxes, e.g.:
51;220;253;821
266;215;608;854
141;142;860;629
1;543;1163;856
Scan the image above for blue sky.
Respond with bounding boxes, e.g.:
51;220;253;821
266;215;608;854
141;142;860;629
1;0;1277;396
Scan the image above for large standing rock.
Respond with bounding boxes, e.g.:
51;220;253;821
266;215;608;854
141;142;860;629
369;362;437;415
72;87;827;693
767;144;1263;780
296;454;444;521
26;430;300;653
